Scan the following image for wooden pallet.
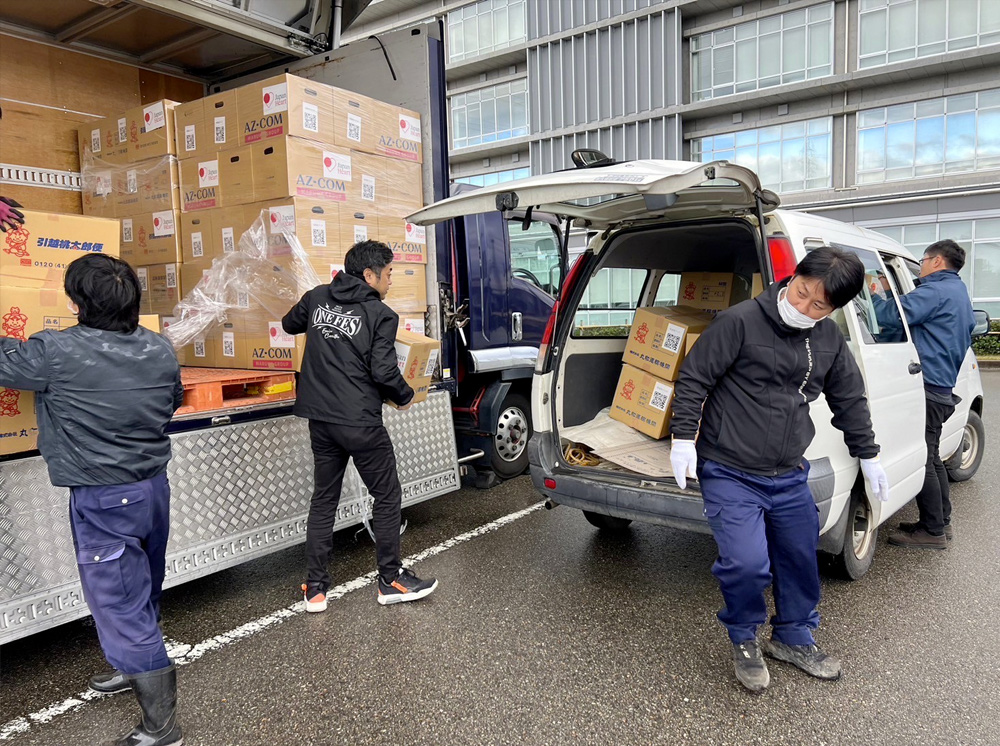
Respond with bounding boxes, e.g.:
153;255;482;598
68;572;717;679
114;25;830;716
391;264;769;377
175;367;296;415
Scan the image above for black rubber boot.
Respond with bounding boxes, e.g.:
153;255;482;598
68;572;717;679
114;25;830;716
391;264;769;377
112;664;183;746
89;670;131;694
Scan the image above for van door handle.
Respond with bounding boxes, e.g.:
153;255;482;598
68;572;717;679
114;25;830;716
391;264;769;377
908;362;922;375
512;312;523;342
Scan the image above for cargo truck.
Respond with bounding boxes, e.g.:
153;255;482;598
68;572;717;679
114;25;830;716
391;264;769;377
0;3;561;643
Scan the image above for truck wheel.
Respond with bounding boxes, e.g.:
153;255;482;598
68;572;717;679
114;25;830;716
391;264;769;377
583;511;633;531
490;392;531;479
830;490;877;581
946;410;985;483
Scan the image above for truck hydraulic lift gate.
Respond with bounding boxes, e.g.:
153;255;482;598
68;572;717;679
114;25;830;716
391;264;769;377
0;391;458;644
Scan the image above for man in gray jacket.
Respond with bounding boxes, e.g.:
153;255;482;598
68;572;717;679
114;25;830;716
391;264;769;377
0;253;184;746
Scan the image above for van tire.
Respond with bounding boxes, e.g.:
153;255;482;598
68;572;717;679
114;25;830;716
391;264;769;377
830;490;877;581
583;511;633;532
490;392;532;479
945;410;985;483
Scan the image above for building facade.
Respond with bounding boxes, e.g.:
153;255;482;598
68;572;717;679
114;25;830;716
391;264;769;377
345;0;1000;316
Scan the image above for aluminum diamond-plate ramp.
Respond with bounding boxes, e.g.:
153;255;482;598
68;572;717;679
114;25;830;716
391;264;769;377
0;391;457;643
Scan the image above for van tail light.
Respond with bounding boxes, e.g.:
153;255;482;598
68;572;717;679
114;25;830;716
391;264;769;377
768;236;797;283
535;254;588;374
544;478;557;490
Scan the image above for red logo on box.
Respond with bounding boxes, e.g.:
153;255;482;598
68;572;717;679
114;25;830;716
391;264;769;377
3;226;30;259
0;388;22;418
620;379;635;401
634;322;649;344
2;306;29;341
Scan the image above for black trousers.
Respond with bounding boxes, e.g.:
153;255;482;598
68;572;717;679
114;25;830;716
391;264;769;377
306;420;403;589
915;396;957;536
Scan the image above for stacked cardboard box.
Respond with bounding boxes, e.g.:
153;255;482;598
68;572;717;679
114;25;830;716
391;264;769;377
167;73;427;370
78;99;183;317
610;306;715;439
0;211;121;455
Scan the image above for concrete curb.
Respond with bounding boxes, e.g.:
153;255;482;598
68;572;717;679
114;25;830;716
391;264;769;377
977;359;1000;369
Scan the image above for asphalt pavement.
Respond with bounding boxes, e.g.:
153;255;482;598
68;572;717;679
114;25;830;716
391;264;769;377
2;371;999;745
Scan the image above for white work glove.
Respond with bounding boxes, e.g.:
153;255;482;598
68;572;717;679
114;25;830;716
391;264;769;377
670;439;698;490
860;457;889;503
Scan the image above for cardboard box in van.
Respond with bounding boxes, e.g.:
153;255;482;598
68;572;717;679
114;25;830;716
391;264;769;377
678;272;736;314
609;364;675;440
127;100;178;163
751;273;765;299
120;211;182;266
394;329;440;405
237;74;337;146
623;306;714;381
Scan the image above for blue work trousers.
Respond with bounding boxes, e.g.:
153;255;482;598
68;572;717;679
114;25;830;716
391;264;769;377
69;472;172;675
698;459;822;647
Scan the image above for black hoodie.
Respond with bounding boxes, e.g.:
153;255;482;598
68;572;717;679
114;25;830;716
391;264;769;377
282;272;413;426
670;279;879;476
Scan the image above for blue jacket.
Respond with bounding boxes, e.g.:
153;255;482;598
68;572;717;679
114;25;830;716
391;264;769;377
895;270;974;390
0;325;183;487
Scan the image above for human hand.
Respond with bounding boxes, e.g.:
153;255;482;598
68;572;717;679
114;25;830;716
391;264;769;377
670;439;698;490
0;197;25;232
860;457;889;502
397;401;413;412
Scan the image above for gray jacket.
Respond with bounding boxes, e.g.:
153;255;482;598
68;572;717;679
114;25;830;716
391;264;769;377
0;325;183;487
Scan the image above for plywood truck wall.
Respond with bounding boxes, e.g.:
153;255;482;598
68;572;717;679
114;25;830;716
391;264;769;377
0;35;202;213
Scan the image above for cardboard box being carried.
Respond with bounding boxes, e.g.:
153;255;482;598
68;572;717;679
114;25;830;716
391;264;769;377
677;272;736;314
623;306;714;381
1;213;122;456
0;211;120;286
609;364;676;440
394;329;440;405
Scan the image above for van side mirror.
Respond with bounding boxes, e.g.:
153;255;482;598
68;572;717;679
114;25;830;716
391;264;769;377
972;309;991;338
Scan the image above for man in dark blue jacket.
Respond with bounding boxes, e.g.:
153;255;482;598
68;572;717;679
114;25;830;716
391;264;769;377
0;254;184;746
883;239;975;550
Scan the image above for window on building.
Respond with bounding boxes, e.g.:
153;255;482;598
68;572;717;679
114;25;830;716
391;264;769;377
869;217;1000;316
448;0;527;63
454;167;531;187
690;3;834;101
859;0;1000;69
451;80;529;150
692;117;833;193
856;88;1000;184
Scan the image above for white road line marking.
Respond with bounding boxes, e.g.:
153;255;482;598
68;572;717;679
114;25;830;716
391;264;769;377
0;501;545;742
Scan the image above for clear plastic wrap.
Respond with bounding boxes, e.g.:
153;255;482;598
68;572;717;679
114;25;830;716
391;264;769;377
164;211;322;348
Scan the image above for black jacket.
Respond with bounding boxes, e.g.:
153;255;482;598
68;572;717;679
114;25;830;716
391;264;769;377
671;280;879;476
0;326;183;487
282;273;413;426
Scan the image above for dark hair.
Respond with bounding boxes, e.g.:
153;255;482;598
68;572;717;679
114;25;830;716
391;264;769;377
64;254;141;333
344;240;393;280
924;239;966;271
794;246;865;309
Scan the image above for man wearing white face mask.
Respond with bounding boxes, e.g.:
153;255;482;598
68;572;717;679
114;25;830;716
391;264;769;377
669;246;888;693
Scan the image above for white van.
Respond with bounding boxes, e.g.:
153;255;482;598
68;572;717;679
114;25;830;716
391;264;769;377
410;157;990;579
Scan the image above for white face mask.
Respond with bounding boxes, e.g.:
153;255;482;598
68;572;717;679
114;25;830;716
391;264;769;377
777;287;825;329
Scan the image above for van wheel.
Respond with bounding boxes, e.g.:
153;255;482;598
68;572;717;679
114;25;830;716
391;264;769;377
830;490;877;581
946;410;985;483
583;511;633;532
490;392;531;479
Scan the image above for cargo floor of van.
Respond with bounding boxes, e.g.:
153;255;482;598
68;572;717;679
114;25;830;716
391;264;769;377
553;219;765;482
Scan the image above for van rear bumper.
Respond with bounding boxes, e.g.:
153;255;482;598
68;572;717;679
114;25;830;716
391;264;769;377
528;434;713;534
528;433;836;534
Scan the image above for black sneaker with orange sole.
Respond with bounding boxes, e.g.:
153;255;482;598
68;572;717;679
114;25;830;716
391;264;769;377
377;568;438;605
